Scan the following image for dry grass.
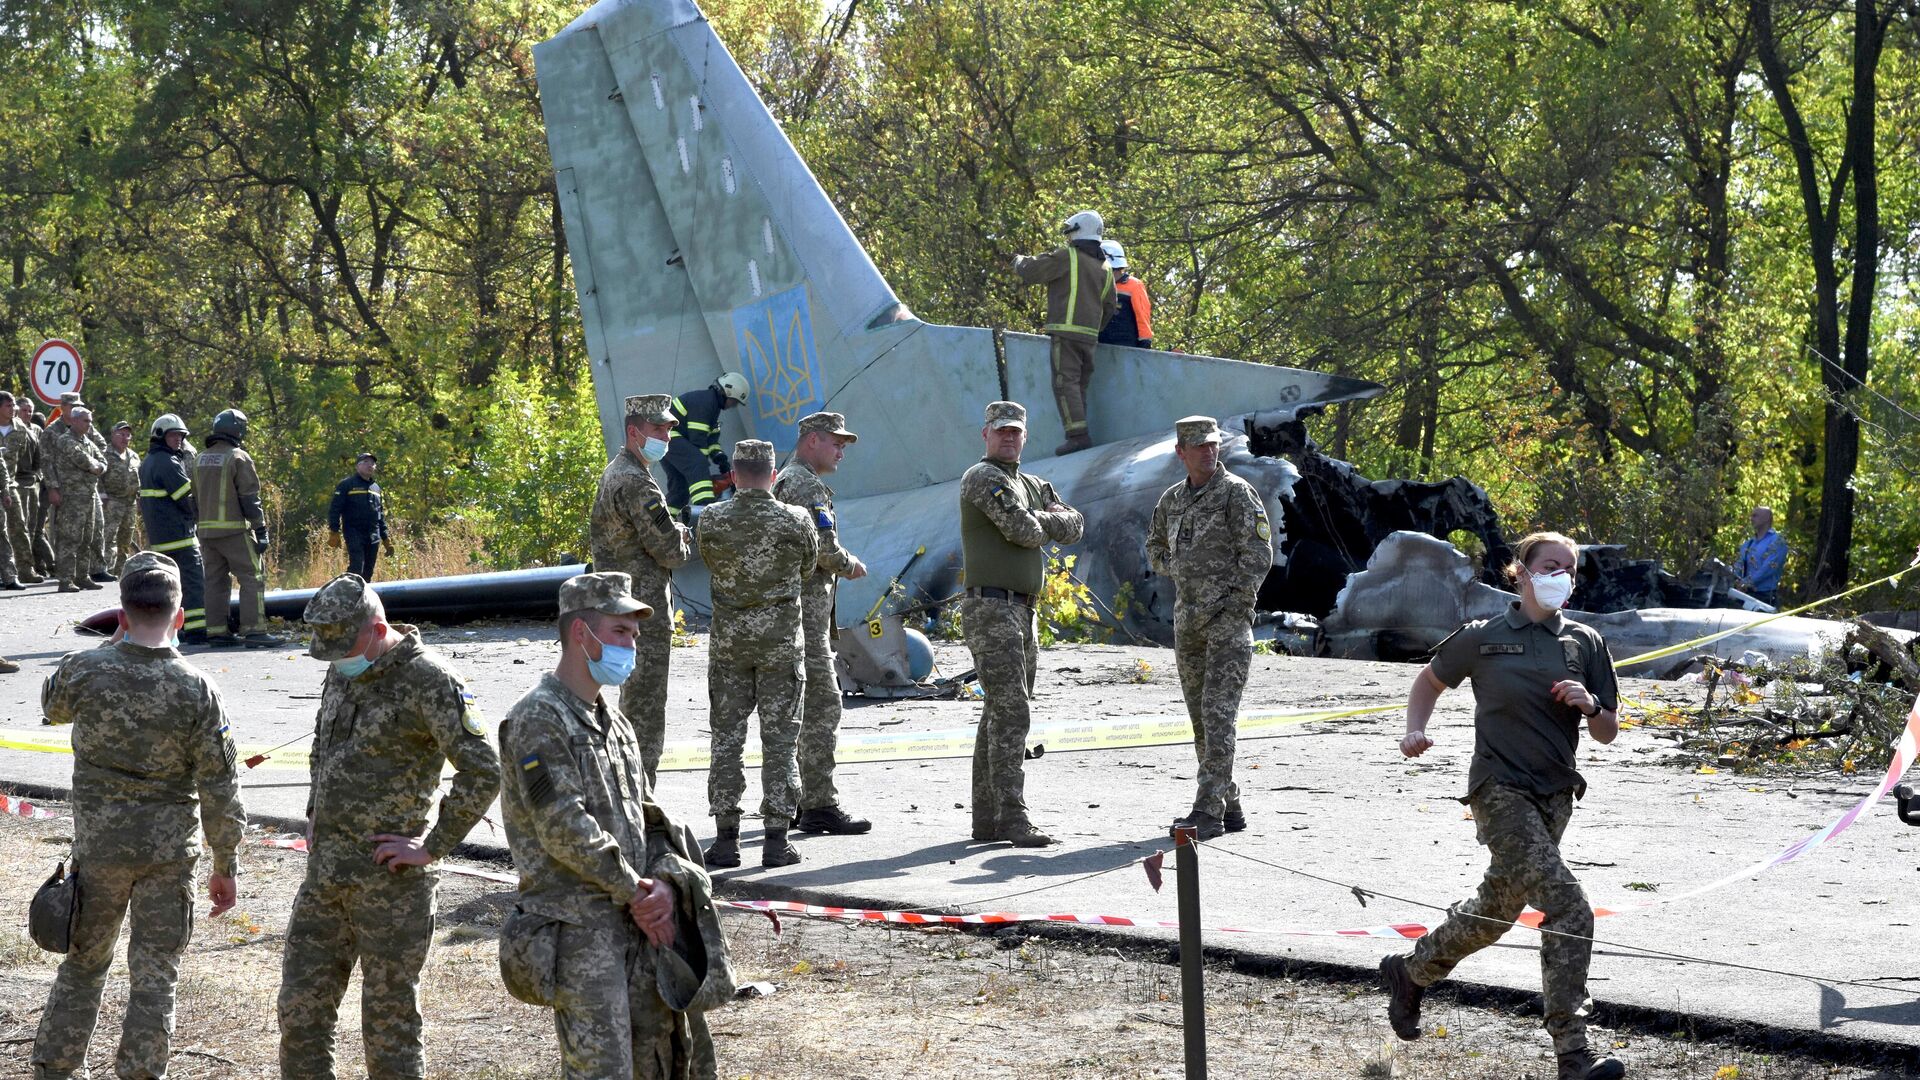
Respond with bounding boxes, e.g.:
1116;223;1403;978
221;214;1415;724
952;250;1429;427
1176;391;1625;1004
0;798;1900;1079
275;517;491;589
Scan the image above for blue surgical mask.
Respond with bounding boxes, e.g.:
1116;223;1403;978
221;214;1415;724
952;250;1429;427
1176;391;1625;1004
334;654;374;679
585;627;636;685
640;437;668;463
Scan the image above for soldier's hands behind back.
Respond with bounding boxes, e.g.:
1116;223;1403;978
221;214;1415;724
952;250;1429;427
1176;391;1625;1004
630;876;677;948
208;873;237;917
370;833;434;872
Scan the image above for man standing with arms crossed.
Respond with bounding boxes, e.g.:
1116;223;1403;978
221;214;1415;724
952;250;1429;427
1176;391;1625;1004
32;551;246;1080
277;574;502;1079
590;394;692;784
774;411;872;837
498;571;730;1078
959;401;1083;846
699;439;817;868
1147;416;1273;839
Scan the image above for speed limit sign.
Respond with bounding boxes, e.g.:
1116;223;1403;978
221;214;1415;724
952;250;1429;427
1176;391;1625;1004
30;339;83;406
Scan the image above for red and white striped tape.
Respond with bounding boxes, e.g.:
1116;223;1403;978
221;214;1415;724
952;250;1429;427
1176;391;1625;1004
1;793;60;820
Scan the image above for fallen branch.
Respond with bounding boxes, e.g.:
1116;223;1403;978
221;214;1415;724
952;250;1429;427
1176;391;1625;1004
1847;618;1920;692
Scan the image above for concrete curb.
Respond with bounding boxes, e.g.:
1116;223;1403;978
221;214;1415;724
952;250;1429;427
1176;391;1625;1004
7;777;1916;1072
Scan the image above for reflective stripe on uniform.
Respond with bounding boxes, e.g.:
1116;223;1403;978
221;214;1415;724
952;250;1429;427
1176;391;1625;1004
682;420;714;433
1045;252;1116;338
152;536;199;553
688;480;715;496
171;481;191;499
138;488;169;498
198;520;247;530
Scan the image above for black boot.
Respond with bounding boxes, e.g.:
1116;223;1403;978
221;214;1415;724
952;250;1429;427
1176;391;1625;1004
762;826;801;867
704;824;741;869
1379;954;1425;1041
1557;1048;1626;1080
1223;805;1247;832
797;805;872;835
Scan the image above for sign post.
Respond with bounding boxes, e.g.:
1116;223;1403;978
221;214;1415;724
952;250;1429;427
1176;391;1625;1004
29;339;84;407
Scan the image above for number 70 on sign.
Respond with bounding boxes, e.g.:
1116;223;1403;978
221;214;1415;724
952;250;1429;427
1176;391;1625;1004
30;339;83;406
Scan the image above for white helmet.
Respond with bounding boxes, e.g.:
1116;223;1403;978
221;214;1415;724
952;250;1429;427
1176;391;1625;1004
1062;210;1104;241
1100;240;1128;269
715;371;751;403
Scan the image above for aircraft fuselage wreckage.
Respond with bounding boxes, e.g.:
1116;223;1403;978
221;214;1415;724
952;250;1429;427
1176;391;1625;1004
533;0;1383;648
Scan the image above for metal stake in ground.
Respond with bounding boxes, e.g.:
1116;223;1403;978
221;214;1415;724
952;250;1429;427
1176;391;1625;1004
1173;823;1208;1078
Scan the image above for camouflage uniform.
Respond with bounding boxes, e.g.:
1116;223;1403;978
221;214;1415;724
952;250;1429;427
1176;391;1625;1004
1146;418;1274;821
698;442;817;831
101;431;142;574
590;394;692;784
278;575;502;1080
498;572;722;1079
0;438;16;583
195;435;266;635
33;552;246;1080
771;413;863;814
53;427;107;589
1394;604;1622;1060
4;415;51;576
958;402;1083;839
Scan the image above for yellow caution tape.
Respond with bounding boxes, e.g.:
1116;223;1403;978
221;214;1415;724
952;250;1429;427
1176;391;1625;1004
1612;565;1912;669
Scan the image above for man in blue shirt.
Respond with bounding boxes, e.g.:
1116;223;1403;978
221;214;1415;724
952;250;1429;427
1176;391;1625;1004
1733;506;1787;607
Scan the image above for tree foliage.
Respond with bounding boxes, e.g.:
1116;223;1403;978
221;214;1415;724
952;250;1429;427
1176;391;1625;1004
2;0;1917;597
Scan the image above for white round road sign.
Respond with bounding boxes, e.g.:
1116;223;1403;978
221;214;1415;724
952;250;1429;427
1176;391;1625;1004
30;339;83;406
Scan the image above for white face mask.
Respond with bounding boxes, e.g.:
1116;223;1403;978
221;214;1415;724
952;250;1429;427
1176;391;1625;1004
1530;570;1575;611
640;436;669;463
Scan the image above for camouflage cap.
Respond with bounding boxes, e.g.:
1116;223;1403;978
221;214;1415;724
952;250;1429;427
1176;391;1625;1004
112;420;132;433
1175;415;1222;447
356;451;378;463
119;550;179;582
796;411;858;443
557;571;653;619
732;439;774;466
302;573;379;660
624;394;676;426
60;392;81;406
984;401;1027;430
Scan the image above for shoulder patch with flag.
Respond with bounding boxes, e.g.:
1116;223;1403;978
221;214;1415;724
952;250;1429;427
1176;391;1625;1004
812;504;835;530
520;753;554;805
460;689;486;737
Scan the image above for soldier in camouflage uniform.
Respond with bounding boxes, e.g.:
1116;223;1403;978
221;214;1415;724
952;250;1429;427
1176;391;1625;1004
45;392;112;585
52;407;107;593
0;415;18;591
1146;416;1273;839
1380;531;1625;1080
32;551;246;1080
0;390;43;584
277;574;502;1079
699;439;817;868
589;393;692;784
958;401;1083;847
21;399;58;576
498;571;726;1079
101;420;142;574
773;411;873;836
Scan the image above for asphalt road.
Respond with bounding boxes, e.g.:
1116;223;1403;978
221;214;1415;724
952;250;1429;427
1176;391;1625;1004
3;579;1918;1061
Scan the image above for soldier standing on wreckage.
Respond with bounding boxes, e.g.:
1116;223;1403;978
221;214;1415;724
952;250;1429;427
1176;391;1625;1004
1146;416;1272;840
959;401;1083;847
498;571;731;1079
277;574;502;1080
1379;530;1626;1080
590;393;692;784
51;407;107;593
699;439;817;869
773;411;873;838
32;551;246;1080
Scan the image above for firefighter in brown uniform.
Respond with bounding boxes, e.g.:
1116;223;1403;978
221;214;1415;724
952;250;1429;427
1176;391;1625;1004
1014;209;1116;456
958;401;1083;846
589;393;692;785
195;408;272;646
772;411;872;836
1379;530;1625;1080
